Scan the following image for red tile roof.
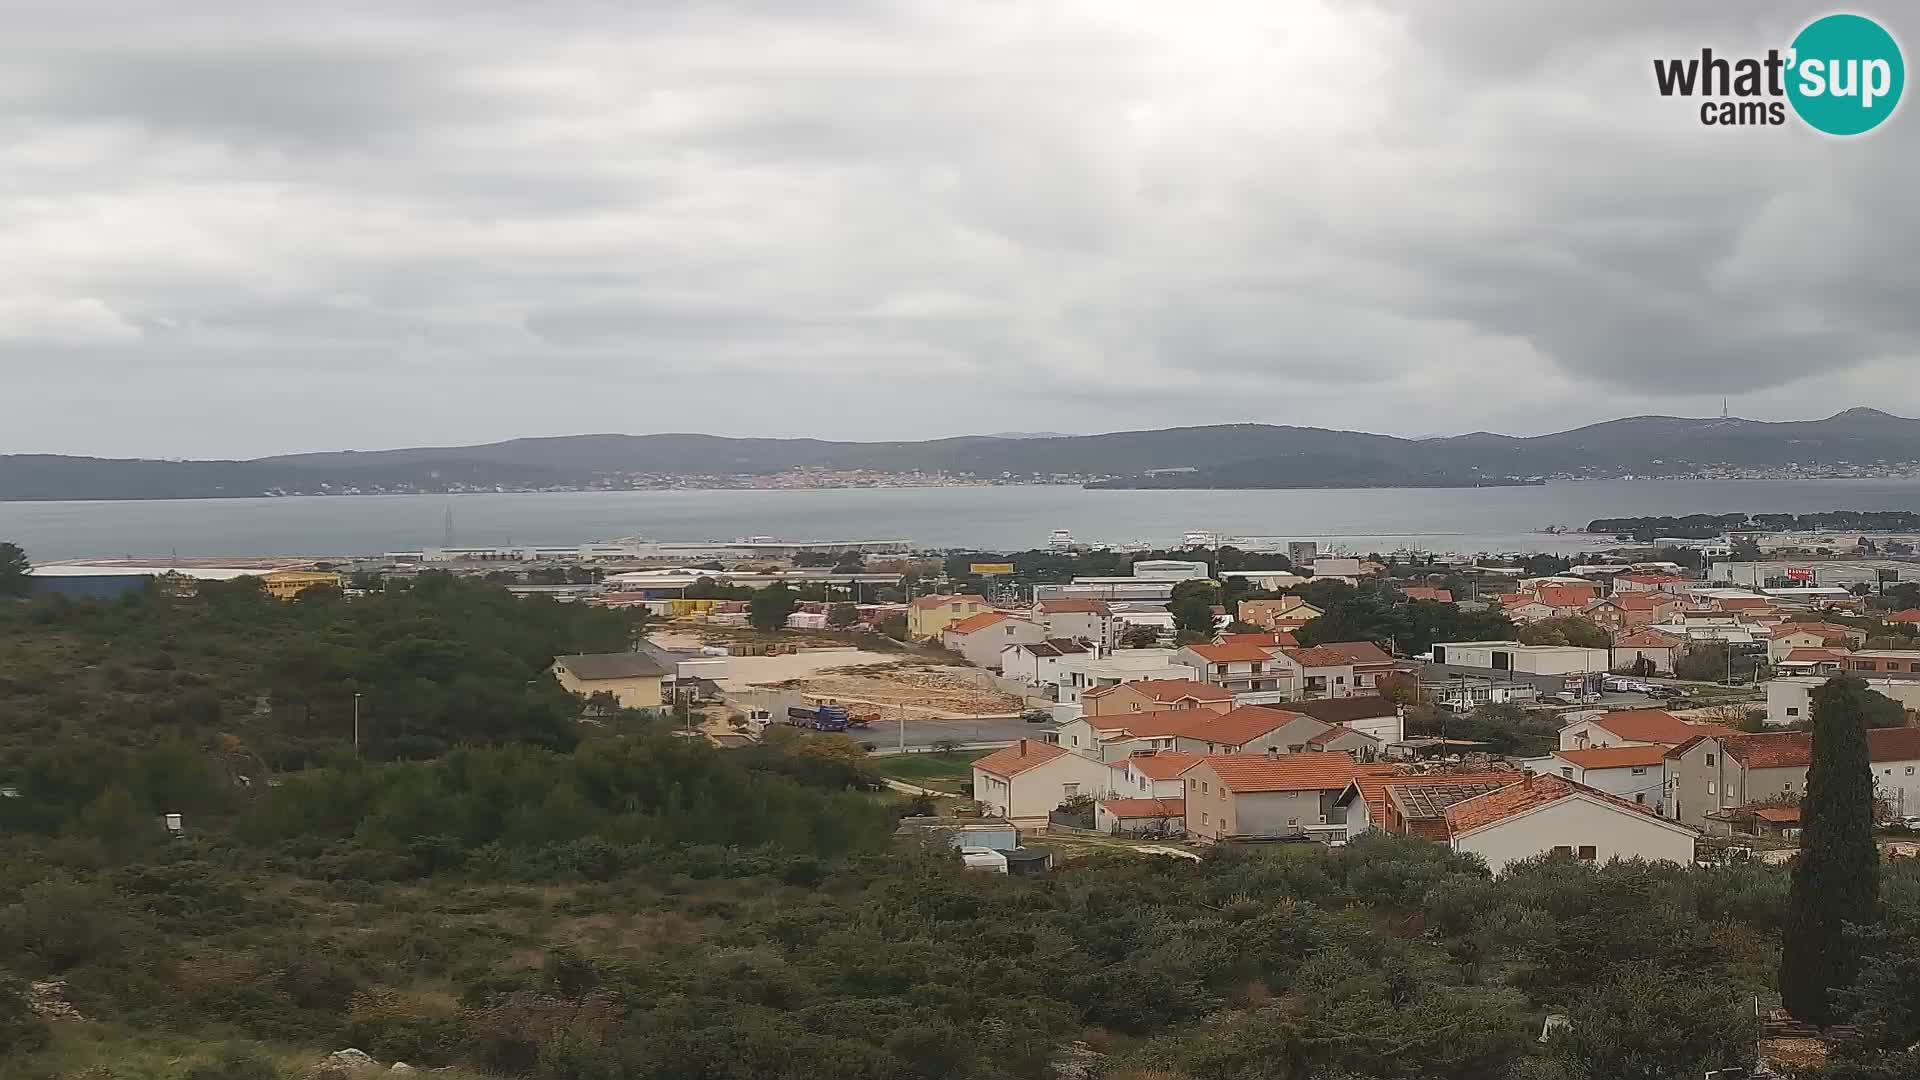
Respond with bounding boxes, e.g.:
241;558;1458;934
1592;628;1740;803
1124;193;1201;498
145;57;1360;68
1752;805;1801;823
1621;574;1688;585
1535;584;1600;608
1553;745;1669;769
1200;705;1316;747
1708;729;1920;769
1869;726;1920;762
1614;629;1683;648
1445;772;1669;836
1099;797;1185;819
1197;752;1359;793
1082;678;1232;703
1123;750;1205;779
1036;599;1112;615
1715;596;1773;609
1599;592;1665;611
1185;641;1279;663
1589;709;1734;745
1887;609;1920;623
1771;622;1859;638
972;739;1070;778
1285;641;1394;667
1343;768;1519;831
1401;587;1454;603
1782;648;1849;663
944;611;1010;636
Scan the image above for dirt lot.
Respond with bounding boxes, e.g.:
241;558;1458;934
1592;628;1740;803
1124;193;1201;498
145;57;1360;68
764;660;1023;720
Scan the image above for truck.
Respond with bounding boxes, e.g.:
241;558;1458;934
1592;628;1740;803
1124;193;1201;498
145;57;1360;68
787;703;851;731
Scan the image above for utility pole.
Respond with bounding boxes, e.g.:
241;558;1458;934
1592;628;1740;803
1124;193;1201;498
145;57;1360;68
352;692;362;756
898;713;906;755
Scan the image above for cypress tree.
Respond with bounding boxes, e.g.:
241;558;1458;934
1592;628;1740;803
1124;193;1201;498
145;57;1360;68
1779;675;1881;1024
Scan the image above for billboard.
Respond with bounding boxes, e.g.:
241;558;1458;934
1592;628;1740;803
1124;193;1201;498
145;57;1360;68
1786;566;1814;582
969;562;1015;576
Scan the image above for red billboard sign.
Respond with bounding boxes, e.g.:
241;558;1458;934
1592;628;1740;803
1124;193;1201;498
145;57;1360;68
1786;567;1814;582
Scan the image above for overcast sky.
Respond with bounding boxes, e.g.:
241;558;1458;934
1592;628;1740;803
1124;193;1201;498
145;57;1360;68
3;0;1915;457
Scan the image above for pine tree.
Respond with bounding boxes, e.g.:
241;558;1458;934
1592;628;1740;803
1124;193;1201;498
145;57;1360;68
1779;675;1882;1024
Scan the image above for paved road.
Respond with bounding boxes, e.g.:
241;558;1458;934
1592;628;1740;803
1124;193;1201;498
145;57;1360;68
847;715;1050;752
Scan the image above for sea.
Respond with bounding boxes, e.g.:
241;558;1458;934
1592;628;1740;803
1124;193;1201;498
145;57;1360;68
7;479;1920;562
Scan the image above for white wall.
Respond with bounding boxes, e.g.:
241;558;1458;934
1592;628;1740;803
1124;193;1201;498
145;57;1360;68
1557;762;1665;814
1767;678;1818;727
1452;795;1695;875
971;754;1118;819
948;618;1045;669
1874;758;1920;818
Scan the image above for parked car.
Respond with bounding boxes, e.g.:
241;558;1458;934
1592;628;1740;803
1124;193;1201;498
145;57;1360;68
1022;708;1051;724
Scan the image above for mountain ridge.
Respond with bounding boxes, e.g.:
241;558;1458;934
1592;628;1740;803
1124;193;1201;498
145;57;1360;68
6;409;1920;500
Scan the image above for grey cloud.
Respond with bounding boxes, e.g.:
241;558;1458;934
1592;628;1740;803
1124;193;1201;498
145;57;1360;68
0;0;1917;457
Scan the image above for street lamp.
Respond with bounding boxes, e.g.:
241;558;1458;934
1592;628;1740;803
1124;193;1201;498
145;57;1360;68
352;692;362;756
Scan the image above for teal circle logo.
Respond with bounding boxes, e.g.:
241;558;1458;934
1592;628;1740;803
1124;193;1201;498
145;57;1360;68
1787;14;1904;135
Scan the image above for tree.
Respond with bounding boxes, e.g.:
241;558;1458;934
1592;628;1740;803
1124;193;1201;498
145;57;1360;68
827;603;858;628
748;583;799;632
1120;624;1162;648
1169;580;1219;639
0;542;28;598
1517;616;1610;649
1781;676;1882;1025
1549;965;1754;1080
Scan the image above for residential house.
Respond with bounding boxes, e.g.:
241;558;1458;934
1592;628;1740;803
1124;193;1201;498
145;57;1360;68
1533;582;1600;608
1843;649;1920;676
942;612;1045;669
1775;647;1850;676
907;593;990;640
970;739;1118;822
1767;674;1920;727
1275;641;1396;698
1236;596;1324;633
1528;745;1669;813
1176;641;1292;695
1287;695;1407;743
550;652;668;710
1703;803;1801;839
1886;609;1920;625
1108;749;1204;798
1612;628;1688;675
1337;769;1521;839
1000;638;1090;686
1767;622;1866;662
1306;724;1383;760
1217;630;1300;649
1060;705;1336;762
1664;725;1920;826
1400;586;1454;603
1032;599;1116;649
1559;709;1734;752
1180;752;1362;843
1501;597;1562;624
1054;649;1201;704
1444;773;1699;874
1583;592;1674;633
1079;678;1231;718
1094;797;1185;835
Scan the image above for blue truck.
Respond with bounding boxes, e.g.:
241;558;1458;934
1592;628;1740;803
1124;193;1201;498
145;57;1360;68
787;703;851;731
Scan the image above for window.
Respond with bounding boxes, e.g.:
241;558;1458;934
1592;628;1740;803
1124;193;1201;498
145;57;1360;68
1708;781;1717;795
1552;845;1573;856
1787;707;1800;716
1063;784;1079;798
1635;793;1646;804
1705;754;1716;766
1201;781;1209;794
1908;767;1916;776
1219;789;1226;801
1201;812;1209;825
1578;845;1597;862
1189;779;1197;790
1288;818;1297;827
1560;767;1573;778
1631;767;1647;775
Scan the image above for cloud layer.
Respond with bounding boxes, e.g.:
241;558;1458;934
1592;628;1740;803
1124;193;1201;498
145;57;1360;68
3;0;1915;456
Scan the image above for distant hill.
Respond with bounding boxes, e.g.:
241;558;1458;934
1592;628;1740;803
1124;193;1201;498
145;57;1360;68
7;409;1920;500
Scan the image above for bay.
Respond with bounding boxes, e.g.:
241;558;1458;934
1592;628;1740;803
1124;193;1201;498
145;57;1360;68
6;479;1920;562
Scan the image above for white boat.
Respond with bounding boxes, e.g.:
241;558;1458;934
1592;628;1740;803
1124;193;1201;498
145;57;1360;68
1048;528;1074;552
1181;530;1221;549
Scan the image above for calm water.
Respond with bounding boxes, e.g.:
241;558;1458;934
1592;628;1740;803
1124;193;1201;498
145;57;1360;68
7;480;1920;561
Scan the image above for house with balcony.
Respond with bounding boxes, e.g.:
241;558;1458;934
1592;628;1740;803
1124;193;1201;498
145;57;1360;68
1174;641;1293;695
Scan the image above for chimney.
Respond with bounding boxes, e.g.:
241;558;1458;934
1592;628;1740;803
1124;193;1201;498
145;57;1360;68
1266;747;1279;759
1018;738;1029;756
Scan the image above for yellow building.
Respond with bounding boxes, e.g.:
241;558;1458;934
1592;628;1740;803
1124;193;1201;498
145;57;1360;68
260;569;344;600
906;593;991;640
551;652;668;710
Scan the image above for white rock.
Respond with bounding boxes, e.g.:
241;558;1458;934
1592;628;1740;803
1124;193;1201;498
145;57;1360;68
322;1050;381;1072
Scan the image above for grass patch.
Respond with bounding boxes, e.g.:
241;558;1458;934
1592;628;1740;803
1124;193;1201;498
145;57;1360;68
873;749;990;791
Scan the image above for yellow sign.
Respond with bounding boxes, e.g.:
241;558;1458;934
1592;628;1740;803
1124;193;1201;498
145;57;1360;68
969;562;1015;576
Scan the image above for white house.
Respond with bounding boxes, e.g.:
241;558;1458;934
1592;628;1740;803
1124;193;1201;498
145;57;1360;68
999;638;1090;685
1558;709;1731;751
970;740;1117;822
942;612;1045;670
1768;675;1920;727
1444;773;1699;874
1108;749;1204;799
1094;797;1186;835
1053;649;1200;703
1031;599;1115;649
1524;745;1669;814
